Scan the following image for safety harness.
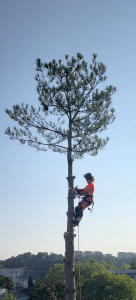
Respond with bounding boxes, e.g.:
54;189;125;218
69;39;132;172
75;194;94;218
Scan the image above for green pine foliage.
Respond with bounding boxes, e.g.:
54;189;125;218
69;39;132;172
28;275;34;289
5;53;116;158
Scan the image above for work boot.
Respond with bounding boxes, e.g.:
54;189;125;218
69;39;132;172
72;219;79;227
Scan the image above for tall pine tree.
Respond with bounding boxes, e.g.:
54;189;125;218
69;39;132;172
5;53;116;300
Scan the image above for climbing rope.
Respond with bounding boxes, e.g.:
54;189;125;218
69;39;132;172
78;224;82;300
76;194;94;300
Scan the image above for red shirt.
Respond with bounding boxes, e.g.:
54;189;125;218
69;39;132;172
83;182;94;195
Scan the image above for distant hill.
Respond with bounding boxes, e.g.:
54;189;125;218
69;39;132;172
0;251;136;270
0;252;64;269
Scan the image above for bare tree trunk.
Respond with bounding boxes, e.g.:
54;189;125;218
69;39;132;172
64;129;76;300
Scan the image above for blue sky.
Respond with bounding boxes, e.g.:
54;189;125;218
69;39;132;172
0;0;136;260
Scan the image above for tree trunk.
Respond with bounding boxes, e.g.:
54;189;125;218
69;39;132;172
64;132;76;300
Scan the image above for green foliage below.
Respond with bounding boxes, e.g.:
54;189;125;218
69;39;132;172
130;259;136;270
29;265;65;300
0;276;13;289
1;254;136;299
1;291;16;300
28;275;34;289
29;260;136;300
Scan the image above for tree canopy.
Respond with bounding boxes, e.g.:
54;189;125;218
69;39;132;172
5;53;116;158
0;252;63;269
130;258;136;270
1;291;16;300
29;260;136;300
0;275;13;290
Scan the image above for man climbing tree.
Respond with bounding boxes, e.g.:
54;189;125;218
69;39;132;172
73;172;95;227
5;52;116;300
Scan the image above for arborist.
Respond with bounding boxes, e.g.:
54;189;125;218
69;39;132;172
73;173;95;226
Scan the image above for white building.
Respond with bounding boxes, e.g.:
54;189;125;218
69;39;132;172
0;289;6;299
118;252;136;259
0;268;23;288
0;268;49;289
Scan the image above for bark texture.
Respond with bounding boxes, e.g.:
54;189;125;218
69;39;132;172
64;143;76;300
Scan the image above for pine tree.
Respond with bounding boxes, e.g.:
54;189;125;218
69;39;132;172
5;53;116;300
28;275;34;289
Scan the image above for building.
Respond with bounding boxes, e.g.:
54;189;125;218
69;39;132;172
118;252;136;259
0;268;49;289
82;251;92;258
105;254;113;258
111;270;136;281
0;268;23;288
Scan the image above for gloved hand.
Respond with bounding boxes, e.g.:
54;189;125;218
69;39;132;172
74;186;80;195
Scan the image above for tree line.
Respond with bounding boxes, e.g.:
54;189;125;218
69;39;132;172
0;252;63;269
1;252;136;270
1;257;136;299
